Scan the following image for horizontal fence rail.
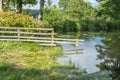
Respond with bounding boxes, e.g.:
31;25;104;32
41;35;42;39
0;27;84;48
0;27;53;30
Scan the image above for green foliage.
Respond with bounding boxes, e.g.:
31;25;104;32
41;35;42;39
80;18;96;31
63;20;77;32
0;62;110;80
43;7;65;32
44;7;78;32
64;0;96;31
0;12;44;28
2;0;37;12
96;32;120;80
44;0;96;32
58;0;70;9
95;0;120;31
80;17;120;31
44;0;120;32
65;0;95;20
97;0;120;19
23;0;37;5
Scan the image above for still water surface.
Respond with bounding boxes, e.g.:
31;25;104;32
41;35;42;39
57;32;120;76
57;37;102;73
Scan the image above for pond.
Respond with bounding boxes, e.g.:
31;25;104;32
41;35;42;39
57;32;120;79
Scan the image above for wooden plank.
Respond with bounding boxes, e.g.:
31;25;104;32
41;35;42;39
56;41;75;44
55;38;84;42
63;51;84;54
63;49;84;54
19;32;52;35
64;49;84;52
0;36;52;40
0;39;19;41
0;31;52;35
0;36;84;43
0;39;53;43
0;36;84;45
0;27;53;31
39;44;56;46
0;31;18;34
0;36;18;38
55;38;77;41
19;39;53;43
19;36;52;40
18;37;84;42
55;41;83;44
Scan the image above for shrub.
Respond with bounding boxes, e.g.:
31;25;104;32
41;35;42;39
0;12;44;28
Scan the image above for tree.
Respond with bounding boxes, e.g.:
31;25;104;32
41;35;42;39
0;0;3;12
16;0;22;13
2;0;37;13
96;33;120;80
58;0;69;9
46;0;52;8
43;0;96;32
38;0;45;21
43;6;65;32
97;0;120;19
65;0;95;20
64;0;96;30
16;0;37;13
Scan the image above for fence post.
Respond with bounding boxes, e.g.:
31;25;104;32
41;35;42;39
75;39;79;53
51;29;54;46
17;28;20;40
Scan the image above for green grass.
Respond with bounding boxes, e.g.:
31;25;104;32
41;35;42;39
0;41;110;80
0;41;62;70
0;41;86;80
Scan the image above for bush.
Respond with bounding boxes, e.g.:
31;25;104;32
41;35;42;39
0;12;44;28
80;17;120;31
63;20;77;32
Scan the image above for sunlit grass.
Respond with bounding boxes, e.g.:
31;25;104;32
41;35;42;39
0;41;85;80
0;41;110;80
0;41;62;70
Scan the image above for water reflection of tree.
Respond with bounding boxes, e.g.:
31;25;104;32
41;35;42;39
96;33;120;80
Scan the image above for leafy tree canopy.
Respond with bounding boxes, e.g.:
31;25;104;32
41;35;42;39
97;0;120;19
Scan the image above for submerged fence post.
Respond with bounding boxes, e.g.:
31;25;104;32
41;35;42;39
75;39;79;53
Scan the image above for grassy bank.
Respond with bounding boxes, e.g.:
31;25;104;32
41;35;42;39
0;41;62;70
0;41;87;80
0;41;110;80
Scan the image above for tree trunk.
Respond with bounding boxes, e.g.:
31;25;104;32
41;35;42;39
0;0;3;12
39;0;45;21
16;0;22;13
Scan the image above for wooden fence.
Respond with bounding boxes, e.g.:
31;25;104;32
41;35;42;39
0;27;56;46
0;27;84;48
